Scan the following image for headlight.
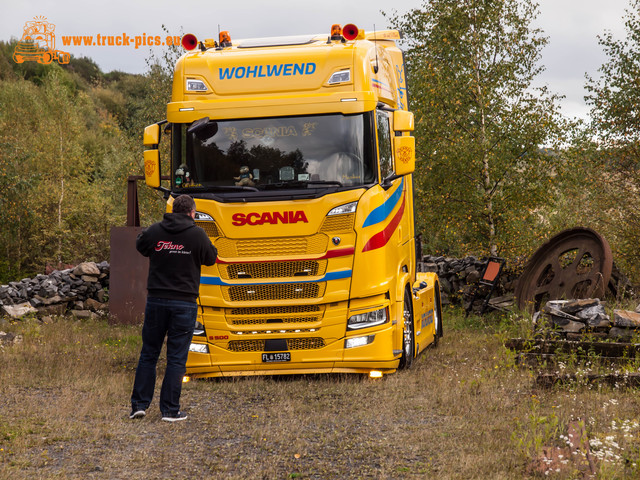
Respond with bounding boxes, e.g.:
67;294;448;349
194;320;205;336
345;335;375;349
327;202;357;216
347;307;388;330
189;343;209;353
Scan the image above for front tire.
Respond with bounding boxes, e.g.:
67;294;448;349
398;288;415;369
433;281;444;347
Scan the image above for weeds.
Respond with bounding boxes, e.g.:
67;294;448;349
1;310;640;479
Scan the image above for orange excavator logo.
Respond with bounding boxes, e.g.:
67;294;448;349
13;16;70;65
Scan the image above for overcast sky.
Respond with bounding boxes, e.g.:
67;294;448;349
1;0;632;120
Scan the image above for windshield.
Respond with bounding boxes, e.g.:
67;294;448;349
171;113;376;192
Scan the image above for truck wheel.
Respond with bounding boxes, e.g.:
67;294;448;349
432;281;443;347
398;288;414;369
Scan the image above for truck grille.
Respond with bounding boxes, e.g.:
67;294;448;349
220;260;326;279
196;221;220;237
226;305;323;325
320;213;355;233
216;234;327;257
228;337;325;352
222;283;325;302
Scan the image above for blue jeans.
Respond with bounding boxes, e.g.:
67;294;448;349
130;297;197;416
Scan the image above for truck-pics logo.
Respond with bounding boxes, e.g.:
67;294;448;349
13;16;70;65
232;210;309;226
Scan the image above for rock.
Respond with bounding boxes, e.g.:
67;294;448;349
562;299;601;314
609;326;634;342
85;298;107;312
423;263;438;273
585;314;611;329
38;278;58;298
557;319;586;333
81;275;99;283
466;270;481;284
36;304;67;317
613;310;640;328
0;331;23;346
73;262;100;276
2;303;37;318
70;310;98;320
95;289;106;303
439;277;452;294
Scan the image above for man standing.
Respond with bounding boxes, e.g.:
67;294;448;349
130;195;217;422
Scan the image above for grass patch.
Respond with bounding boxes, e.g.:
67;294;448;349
0;307;639;478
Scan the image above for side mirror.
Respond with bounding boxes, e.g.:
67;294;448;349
144;150;161;188
393;136;415;176
143;122;164;189
393;110;414;132
143;124;160;146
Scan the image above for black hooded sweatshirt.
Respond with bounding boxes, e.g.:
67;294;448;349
136;213;217;302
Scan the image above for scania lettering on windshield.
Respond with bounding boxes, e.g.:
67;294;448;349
219;62;317;80
232;210;309;226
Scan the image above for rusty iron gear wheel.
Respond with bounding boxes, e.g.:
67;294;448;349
515;227;613;312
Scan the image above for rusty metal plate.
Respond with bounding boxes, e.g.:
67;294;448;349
515;227;613;312
109;226;148;325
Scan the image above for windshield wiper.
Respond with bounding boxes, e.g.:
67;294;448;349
305;180;343;187
178;185;259;193
263;180;343;190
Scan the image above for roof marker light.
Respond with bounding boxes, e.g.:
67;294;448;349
328;69;350;85
182;34;198;51
186;79;207;91
343;24;359;41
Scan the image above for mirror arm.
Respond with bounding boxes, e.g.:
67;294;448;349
382;172;402;188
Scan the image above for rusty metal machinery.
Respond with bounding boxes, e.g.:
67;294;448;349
514;227;613;312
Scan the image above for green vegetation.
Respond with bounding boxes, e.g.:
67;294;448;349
384;0;640;281
0;41;167;283
2;1;640;283
388;0;565;259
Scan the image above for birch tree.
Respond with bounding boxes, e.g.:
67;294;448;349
388;0;563;257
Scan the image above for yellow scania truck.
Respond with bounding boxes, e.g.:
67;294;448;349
142;24;443;378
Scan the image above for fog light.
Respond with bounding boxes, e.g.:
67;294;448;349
182;376;191;383
345;335;374;349
189;343;209;353
369;370;383;379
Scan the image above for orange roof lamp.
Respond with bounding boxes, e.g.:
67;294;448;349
330;24;342;40
219;31;232;48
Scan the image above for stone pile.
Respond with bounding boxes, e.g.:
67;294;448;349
422;255;519;306
535;298;640;341
0;261;109;320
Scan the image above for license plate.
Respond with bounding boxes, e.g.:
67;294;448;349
262;352;291;363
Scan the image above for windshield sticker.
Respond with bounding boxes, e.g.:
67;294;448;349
242;126;299;139
302;122;318;136
223;127;238;142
